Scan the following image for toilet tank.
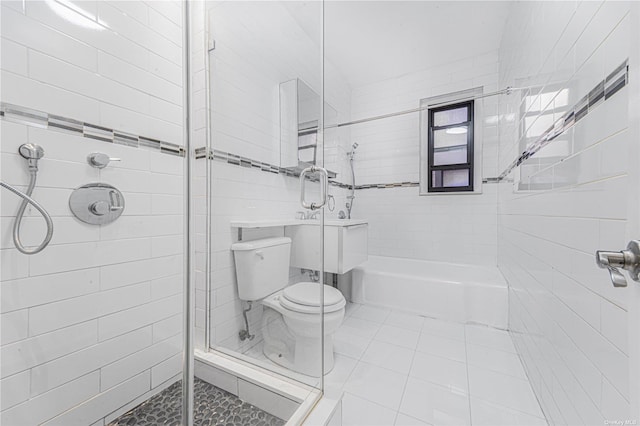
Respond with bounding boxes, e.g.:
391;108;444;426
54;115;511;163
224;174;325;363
231;237;291;301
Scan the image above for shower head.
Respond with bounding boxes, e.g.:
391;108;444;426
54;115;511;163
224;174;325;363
348;142;359;160
19;143;44;160
19;144;45;171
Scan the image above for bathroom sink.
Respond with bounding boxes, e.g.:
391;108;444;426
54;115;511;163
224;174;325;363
285;220;368;274
293;219;368;227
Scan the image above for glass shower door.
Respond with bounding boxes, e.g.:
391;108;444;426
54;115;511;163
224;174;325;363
200;0;328;405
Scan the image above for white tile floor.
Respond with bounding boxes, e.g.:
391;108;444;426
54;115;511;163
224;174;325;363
242;303;548;426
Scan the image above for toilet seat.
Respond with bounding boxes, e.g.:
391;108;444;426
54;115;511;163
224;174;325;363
279;282;346;314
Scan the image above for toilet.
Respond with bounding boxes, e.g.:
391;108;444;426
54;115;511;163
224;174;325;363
231;237;346;376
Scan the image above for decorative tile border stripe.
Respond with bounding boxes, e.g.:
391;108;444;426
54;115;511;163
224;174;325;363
196;146;503;190
355;182;419;190
196;147;297;176
483;177;501;184
0;103;186;157
329;181;352;189
196;146;347;185
354;178;498;190
497;59;629;181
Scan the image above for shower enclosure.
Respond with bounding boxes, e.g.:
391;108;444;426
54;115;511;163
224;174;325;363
1;0;336;423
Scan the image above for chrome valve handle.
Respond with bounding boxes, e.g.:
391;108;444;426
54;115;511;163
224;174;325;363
596;240;640;287
87;152;121;168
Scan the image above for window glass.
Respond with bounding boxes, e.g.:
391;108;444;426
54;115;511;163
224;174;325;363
298;132;316;148
299;147;315;163
433;146;467;166
443;169;469;187
433;106;468;127
433;128;468;149
425;100;474;192
431;169;469;188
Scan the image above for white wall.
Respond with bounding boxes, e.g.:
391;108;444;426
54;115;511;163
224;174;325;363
350;51;501;266
191;2;352;353
0;1;184;424
497;1;633;423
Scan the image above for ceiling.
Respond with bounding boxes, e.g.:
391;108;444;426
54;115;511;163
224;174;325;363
285;1;512;88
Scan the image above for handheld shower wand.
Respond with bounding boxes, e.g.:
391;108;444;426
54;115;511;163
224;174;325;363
346;143;358;219
348;142;359;159
0;144;54;255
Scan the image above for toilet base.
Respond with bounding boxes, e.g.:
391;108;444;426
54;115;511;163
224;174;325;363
261;307;335;377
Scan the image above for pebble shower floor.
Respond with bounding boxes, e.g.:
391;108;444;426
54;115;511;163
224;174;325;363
108;378;286;426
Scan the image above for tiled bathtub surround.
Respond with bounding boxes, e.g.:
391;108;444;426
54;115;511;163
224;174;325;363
347;49;501;266
347;49;628;266
1;1;185;424
497;1;635;424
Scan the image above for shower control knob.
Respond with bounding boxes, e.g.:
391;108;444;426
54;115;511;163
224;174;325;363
89;201;110;216
69;183;125;225
87;152;121;168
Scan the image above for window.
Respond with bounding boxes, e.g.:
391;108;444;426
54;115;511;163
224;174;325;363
426;101;474;192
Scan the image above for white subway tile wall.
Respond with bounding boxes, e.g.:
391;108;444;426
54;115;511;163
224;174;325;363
190;2;353;353
497;1;632;423
350;51;501;266
0;1;184;424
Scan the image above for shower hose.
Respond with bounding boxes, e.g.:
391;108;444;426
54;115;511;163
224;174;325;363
1;172;54;254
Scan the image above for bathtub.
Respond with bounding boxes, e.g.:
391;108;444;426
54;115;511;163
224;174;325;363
351;256;508;329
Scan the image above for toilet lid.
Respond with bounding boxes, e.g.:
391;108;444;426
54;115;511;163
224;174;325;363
283;282;344;306
280;282;346;314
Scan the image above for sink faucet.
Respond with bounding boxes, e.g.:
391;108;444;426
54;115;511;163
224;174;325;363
296;211;320;220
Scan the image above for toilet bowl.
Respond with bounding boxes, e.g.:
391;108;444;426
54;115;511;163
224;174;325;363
230;237;346;377
261;282;345;376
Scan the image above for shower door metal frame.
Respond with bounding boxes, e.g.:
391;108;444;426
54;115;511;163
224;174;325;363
182;0;194;424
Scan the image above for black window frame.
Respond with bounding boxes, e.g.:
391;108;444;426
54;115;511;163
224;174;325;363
427;100;474;192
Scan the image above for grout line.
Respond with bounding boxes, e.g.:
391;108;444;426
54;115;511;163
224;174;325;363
394;324;420;425
464;323;474;425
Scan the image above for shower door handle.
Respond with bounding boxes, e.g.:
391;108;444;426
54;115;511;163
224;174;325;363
596;240;640;287
300;166;328;210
